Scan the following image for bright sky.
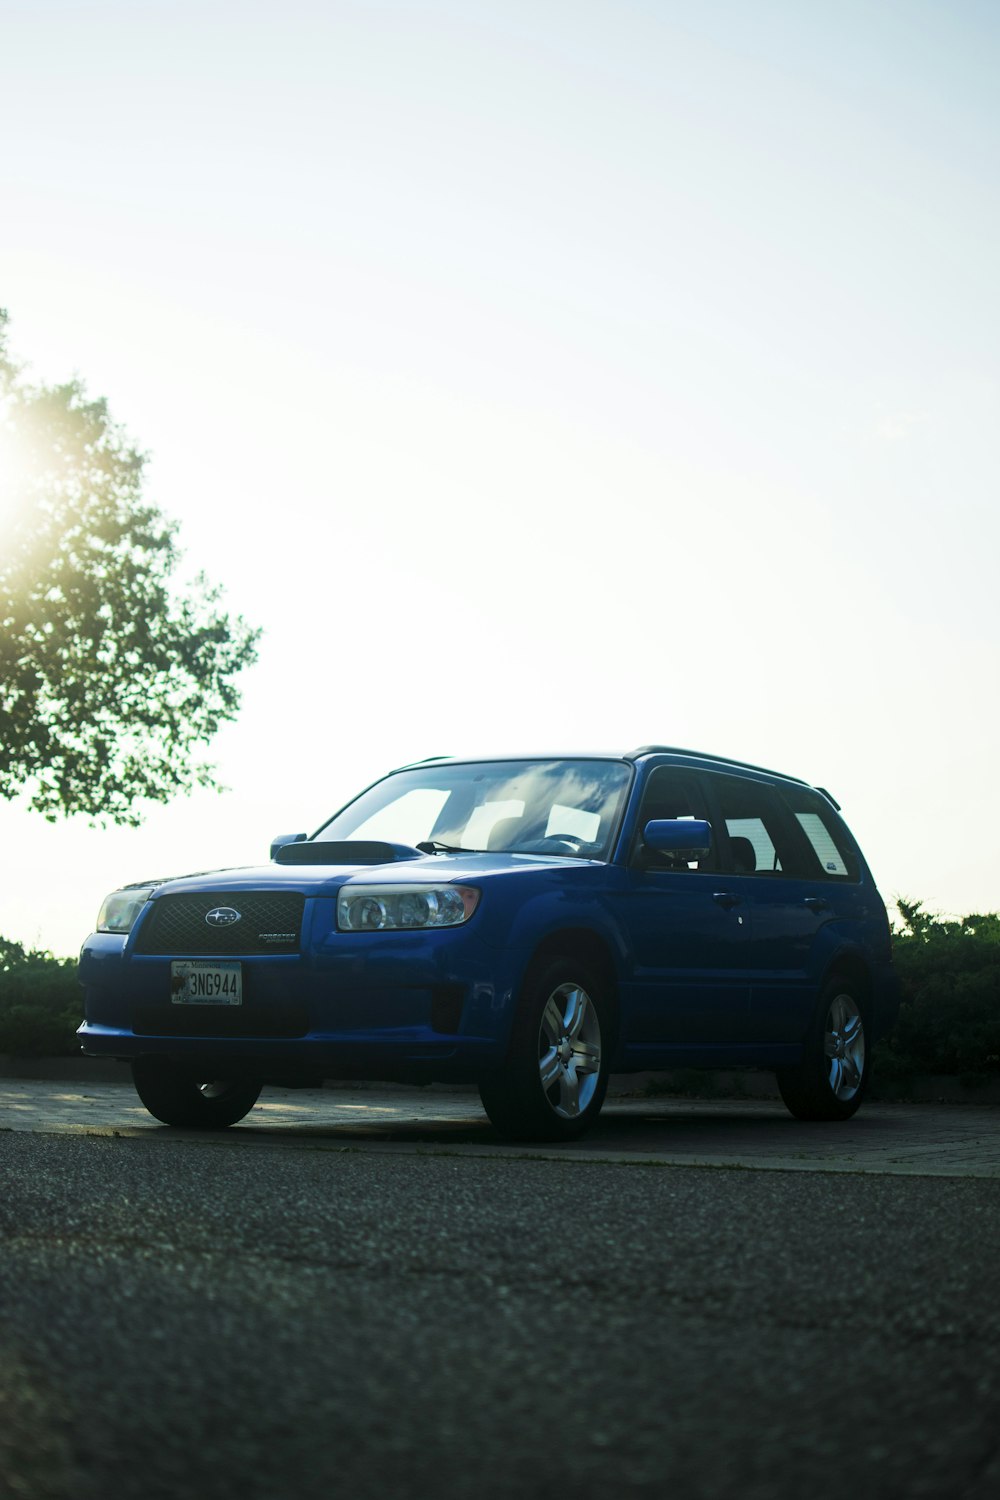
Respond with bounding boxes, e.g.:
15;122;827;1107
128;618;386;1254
1;0;998;956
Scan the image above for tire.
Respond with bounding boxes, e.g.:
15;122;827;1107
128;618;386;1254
131;1058;262;1129
478;955;612;1142
776;977;870;1122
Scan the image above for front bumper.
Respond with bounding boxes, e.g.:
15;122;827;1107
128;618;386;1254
78;924;524;1083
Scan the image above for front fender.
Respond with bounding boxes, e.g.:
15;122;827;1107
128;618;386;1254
472;876;629;1052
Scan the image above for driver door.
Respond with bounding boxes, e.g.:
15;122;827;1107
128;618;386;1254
612;768;752;1048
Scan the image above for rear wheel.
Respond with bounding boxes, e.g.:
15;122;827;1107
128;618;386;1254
777;978;870;1121
131;1058;262;1128
478;956;611;1142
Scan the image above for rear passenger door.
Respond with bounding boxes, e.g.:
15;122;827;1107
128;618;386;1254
703;774;828;1042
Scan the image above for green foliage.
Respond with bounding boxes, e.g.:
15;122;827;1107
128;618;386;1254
0;309;260;824
0;936;82;1056
874;899;1000;1079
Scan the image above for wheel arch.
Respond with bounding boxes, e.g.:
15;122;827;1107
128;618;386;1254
822;950;874;1016
523;927;620;1042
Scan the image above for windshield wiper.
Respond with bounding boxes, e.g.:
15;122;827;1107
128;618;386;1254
416;840;481;854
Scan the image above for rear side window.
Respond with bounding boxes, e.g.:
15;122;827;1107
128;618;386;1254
778;787;860;882
710;776;814;878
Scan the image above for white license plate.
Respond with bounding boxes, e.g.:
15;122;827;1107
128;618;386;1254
171;961;243;1005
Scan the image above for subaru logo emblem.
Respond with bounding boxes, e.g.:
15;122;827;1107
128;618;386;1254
205;906;242;927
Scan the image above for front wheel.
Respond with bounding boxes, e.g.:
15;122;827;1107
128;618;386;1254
132;1058;262;1128
777;979;870;1121
478;956;612;1142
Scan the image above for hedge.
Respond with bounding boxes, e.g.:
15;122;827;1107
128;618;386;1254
873;900;1000;1081
0;937;83;1056
2;899;999;1071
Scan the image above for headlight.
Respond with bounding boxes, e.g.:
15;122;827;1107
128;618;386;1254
337;884;480;932
97;886;156;935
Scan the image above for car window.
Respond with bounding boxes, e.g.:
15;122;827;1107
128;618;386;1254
631;768;715;872
725;815;780;873
545;802;602;843
347;788;451;846
711;775;813;878
777;786;860;882
317;759;632;859
463;799;525;851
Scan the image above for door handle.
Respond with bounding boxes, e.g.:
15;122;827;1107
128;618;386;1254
803;897;829;912
713;892;741;910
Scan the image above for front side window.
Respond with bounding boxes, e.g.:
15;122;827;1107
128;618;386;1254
317;759;632;860
631;768;715;871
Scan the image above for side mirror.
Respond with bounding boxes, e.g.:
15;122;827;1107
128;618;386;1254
270;832;307;861
642;818;712;858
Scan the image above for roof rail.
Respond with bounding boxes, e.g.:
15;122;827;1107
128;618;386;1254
624;745;808;786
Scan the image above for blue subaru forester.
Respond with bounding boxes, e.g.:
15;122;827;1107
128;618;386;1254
79;747;898;1141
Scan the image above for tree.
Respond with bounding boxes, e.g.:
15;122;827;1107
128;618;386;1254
0;309;260;823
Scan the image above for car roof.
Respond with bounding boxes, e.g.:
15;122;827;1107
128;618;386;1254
394;748;821;795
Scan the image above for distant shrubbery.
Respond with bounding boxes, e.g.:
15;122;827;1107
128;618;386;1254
1;900;999;1071
874;900;1000;1082
0;937;82;1055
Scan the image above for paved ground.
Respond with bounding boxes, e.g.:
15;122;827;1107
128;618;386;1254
2;1078;999;1177
4;1083;1000;1499
3;1128;1000;1500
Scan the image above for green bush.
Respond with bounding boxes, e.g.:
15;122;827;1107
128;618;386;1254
874;900;1000;1080
0;936;83;1056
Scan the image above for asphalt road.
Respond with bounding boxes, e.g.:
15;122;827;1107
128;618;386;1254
2;1109;999;1500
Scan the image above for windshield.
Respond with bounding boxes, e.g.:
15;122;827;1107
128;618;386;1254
316;759;632;860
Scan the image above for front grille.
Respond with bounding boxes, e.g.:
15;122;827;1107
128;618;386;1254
133;892;305;956
131;1004;309;1038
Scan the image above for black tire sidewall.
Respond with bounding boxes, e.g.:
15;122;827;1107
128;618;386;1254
132;1059;261;1128
479;955;613;1141
778;976;871;1121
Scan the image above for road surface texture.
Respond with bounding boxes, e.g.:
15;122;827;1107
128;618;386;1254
2;1084;999;1500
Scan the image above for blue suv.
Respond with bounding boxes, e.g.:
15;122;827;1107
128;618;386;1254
78;748;898;1141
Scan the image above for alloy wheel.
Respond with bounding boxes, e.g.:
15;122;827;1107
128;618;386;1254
824;992;866;1101
537;982;602;1119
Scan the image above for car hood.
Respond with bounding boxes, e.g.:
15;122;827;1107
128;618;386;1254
146;850;601;899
